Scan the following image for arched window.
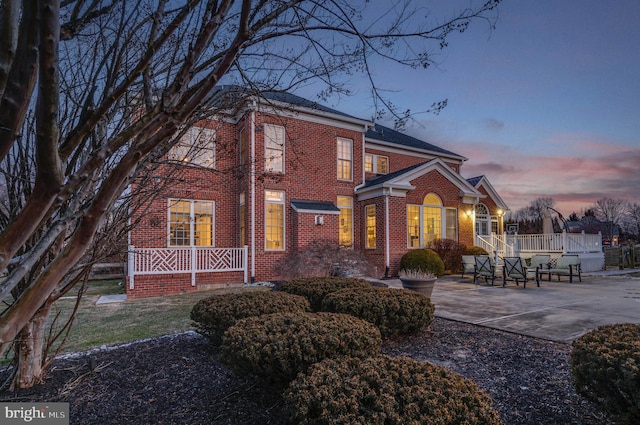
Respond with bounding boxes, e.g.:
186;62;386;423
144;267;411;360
475;203;490;236
423;193;442;244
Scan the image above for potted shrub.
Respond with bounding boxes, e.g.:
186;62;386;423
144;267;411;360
399;269;437;298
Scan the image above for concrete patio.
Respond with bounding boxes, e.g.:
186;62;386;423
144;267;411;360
381;269;640;344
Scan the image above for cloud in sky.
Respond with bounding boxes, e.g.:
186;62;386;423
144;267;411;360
458;135;640;214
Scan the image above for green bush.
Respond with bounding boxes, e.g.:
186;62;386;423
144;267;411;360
428;238;466;273
465;245;489;256
221;312;381;385
399;248;445;277
191;290;311;343
285;355;503;425
571;323;640;425
321;287;435;338
279;277;371;311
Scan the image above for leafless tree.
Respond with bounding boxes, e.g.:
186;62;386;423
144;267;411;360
592;197;627;242
0;0;500;389
623;202;640;241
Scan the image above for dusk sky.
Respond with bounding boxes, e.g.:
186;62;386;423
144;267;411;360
298;0;640;216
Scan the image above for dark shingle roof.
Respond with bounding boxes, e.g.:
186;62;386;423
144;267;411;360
366;123;462;158
290;199;340;213
361;161;428;188
467;176;483;187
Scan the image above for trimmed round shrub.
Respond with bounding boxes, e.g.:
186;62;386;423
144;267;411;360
321;287;435;338
279;277;371;311
191;290;311;343
221;312;381;385
571;323;640;425
399;248;445;277
428;238;466;273
465;245;489;256
285;355;503;425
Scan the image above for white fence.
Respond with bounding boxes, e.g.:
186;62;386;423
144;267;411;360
475;231;604;272
127;245;248;289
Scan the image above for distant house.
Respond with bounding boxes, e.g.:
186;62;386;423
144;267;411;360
126;88;508;297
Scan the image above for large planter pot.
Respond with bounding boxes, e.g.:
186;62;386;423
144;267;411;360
400;277;437;298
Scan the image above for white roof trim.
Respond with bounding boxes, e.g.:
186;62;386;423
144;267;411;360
472;176;509;211
365;139;467;163
356;158;484;202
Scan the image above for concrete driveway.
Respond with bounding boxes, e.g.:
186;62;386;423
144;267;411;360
382;270;640;344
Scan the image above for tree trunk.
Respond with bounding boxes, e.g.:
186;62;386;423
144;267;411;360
10;305;50;390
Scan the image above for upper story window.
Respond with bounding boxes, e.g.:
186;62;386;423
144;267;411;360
337;137;353;181
264;124;285;173
168;199;214;247
239;128;248;166
364;154;389;174
169;127;215;168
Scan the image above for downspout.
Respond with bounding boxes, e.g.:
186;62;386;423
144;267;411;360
250;103;256;283
354;127;368;191
385;188;390;277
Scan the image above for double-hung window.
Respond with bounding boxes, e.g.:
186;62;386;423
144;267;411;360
337;138;353;180
168;199;214;246
364;154;389;174
264;124;285;173
169;127;216;168
265;190;285;250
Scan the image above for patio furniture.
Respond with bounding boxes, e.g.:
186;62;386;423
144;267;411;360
539;254;582;283
473;255;496;285
502;257;535;288
527;254;551;284
461;255;475;279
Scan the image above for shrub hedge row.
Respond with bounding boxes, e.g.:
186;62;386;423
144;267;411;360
571;323;640;425
321;286;435;338
279;277;371;311
190;290;311;343
221;312;382;385
285;355;503;425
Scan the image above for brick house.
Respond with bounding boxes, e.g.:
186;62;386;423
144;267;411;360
126;88;508;297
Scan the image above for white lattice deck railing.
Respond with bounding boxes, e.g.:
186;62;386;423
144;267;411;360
477;231;601;255
127;246;248;288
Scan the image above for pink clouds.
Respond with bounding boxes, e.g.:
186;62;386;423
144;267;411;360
460;137;639;214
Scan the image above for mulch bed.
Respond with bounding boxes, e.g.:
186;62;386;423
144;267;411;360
0;318;617;425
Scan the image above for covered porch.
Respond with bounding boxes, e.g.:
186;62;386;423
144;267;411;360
476;231;604;272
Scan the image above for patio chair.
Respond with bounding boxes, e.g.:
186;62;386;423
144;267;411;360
461;255;476;279
539;254;582;283
527;254;551;284
502;257;535;288
473;255;496;285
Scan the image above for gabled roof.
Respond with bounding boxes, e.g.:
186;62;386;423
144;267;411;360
467;175;509;211
356;158;484;204
290;199;340;214
365;123;466;162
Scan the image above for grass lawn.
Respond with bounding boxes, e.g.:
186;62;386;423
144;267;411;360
47;280;268;355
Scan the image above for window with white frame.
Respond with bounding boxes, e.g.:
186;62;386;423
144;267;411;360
239;192;246;246
169;127;215;168
364;153;389;174
475;203;490;236
407;193;459;248
265;190;285;250
365;205;376;249
264;124;284;173
168;199;214;246
337;196;353;247
337;138;353;180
